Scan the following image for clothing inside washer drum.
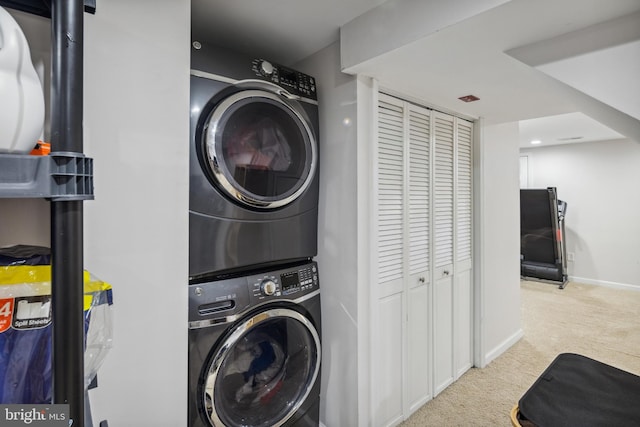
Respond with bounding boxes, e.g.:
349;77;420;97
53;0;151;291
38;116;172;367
226;331;287;405
203;317;317;426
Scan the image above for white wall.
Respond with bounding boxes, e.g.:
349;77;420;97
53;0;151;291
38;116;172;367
521;139;640;289
296;42;361;427
477;122;523;365
0;199;50;247
83;1;190;426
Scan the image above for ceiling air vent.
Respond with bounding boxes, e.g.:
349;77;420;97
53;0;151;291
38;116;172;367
458;95;480;103
557;136;584;141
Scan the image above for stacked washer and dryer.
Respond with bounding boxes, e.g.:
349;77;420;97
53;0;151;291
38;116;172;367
187;41;322;427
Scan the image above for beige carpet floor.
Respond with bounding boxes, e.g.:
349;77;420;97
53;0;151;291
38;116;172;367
400;280;640;427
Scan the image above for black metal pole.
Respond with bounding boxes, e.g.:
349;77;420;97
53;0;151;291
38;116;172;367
50;0;85;426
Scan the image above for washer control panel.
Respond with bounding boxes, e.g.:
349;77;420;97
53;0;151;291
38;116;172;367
189;261;319;326
251;59;317;100
249;262;319;300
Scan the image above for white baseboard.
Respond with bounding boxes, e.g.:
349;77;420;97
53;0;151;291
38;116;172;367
482;328;524;367
569;276;640;292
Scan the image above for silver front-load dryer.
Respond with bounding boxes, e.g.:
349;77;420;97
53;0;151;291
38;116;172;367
188;261;321;427
189;42;320;279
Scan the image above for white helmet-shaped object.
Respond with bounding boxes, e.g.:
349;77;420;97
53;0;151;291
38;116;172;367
0;6;45;153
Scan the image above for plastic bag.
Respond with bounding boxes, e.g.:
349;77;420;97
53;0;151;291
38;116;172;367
0;263;113;404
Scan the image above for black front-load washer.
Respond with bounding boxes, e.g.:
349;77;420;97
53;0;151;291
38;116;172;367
189;42;320;280
188;261;321;427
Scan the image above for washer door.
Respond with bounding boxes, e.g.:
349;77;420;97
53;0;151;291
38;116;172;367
203;85;317;209
202;308;321;427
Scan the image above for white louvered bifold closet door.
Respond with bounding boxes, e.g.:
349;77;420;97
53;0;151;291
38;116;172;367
454;118;474;378
377;97;405;293
406;104;432;414
432;111;455;396
456;120;473;264
373;95;405;427
371;93;474;426
408;107;430;278
433;114;455;269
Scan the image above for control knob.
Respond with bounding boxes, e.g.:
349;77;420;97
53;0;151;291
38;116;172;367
259;60;274;76
261;279;277;296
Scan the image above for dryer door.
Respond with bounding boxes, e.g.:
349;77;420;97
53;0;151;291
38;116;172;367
202;86;317;209
202;307;320;427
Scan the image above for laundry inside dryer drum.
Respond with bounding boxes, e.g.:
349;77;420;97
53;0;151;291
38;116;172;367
205;93;315;209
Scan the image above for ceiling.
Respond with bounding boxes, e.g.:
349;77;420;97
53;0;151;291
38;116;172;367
190;0;388;65
191;0;640;147
518;112;623;148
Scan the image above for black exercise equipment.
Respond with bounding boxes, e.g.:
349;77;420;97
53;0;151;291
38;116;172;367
520;187;568;288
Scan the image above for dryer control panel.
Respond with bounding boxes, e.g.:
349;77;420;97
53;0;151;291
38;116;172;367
191;42;318;102
251;59;317;101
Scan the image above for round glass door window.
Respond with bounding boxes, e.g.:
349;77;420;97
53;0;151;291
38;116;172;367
202;308;320;427
204;90;317;209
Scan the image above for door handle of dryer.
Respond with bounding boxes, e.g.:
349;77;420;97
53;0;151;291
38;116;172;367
235;79;300;100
